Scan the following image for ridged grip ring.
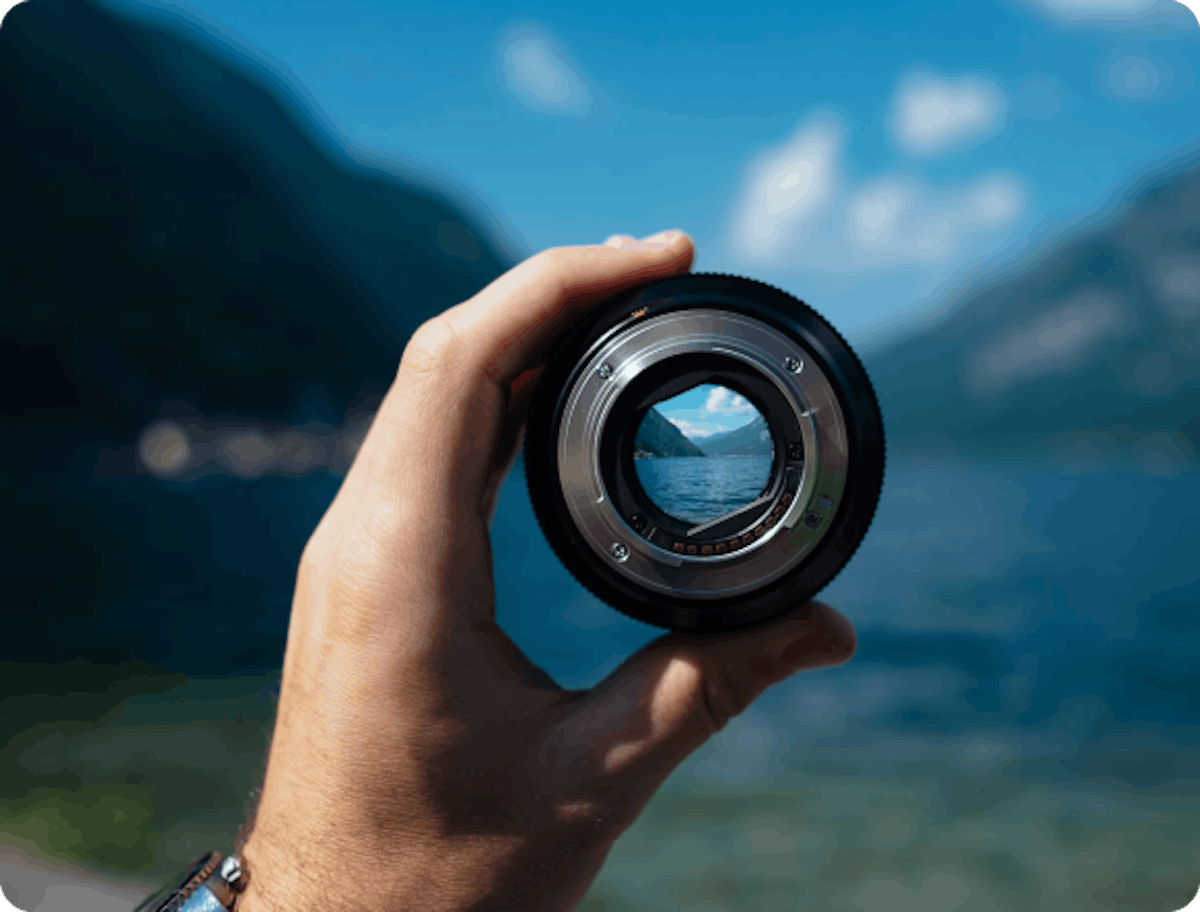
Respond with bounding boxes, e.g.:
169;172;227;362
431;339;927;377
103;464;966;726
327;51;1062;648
524;273;885;633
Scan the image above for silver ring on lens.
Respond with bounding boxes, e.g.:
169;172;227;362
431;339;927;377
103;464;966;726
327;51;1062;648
558;308;849;601
524;272;885;633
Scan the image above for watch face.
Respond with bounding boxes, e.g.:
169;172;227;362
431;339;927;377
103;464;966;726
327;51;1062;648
134;852;222;912
524;273;885;634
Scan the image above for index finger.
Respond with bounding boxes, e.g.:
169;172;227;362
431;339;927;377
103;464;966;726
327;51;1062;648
335;233;695;546
427;231;695;388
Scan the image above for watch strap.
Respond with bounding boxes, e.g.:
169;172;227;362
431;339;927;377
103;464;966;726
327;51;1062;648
135;851;245;912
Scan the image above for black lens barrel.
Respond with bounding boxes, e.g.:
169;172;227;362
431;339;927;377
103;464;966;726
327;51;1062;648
523;273;885;633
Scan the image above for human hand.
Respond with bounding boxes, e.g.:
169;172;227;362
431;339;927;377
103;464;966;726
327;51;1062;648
237;231;857;911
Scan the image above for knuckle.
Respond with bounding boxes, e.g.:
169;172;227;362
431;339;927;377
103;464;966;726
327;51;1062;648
697;669;743;738
534;244;574;268
539;242;590;277
525;249;570;296
400;316;462;377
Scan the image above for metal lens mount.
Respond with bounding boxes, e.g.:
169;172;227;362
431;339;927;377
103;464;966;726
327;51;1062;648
524;273;884;633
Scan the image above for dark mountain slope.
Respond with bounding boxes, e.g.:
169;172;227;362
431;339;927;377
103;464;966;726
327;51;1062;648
0;0;518;672
634;407;706;457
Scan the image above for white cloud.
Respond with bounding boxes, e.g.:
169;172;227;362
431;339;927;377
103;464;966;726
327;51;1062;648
844;173;1027;266
729;112;842;263
497;26;593;117
723;108;1029;288
850;186;906;248
721;99;1028;309
668;418;718;440
704;386;755;415
890;71;1008;157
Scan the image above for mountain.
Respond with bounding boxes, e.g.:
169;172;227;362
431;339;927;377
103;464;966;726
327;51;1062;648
863;148;1200;464
0;0;517;672
698;415;774;457
633;407;707;457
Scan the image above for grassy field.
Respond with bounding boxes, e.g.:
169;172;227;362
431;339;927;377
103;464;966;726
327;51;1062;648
3;660;1199;912
1;661;275;884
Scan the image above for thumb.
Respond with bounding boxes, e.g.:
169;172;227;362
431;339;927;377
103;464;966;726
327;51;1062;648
566;602;855;787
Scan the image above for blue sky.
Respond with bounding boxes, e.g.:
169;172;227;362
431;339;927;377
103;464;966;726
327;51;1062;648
650;384;762;441
95;0;1200;343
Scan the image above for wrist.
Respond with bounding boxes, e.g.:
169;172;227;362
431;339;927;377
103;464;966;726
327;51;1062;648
236;799;516;912
236;797;403;912
237;800;615;912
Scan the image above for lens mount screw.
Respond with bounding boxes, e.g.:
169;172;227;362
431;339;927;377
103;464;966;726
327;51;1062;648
804;512;822;530
628;513;647;533
786;442;804;461
610;542;630;562
784;356;803;374
597;362;614;380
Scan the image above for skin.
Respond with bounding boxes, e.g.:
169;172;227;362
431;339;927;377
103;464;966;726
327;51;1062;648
237;230;857;911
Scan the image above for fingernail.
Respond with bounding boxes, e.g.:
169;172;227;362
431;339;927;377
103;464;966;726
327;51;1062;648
604;234;632;249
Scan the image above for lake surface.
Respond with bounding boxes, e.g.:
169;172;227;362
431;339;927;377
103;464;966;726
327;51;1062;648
633;455;773;524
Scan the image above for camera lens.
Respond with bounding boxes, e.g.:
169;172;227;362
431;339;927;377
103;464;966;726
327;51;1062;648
524;273;885;633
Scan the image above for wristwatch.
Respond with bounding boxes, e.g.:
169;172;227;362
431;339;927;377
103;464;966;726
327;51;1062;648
134;851;246;911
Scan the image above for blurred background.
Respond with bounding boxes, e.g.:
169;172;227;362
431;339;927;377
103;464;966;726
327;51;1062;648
1;0;1199;909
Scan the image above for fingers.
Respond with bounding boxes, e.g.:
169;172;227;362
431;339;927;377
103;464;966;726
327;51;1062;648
311;233;696;641
421;231;694;388
604;234;636;248
347;232;695;533
558;602;855;785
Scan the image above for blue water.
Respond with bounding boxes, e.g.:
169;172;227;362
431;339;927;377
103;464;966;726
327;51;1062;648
633;455;773;524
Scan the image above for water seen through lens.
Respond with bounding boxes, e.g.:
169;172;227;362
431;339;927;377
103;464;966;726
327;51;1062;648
634;455;773;525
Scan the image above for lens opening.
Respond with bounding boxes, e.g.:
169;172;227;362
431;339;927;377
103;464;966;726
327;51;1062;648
597;352;807;555
632;383;775;526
